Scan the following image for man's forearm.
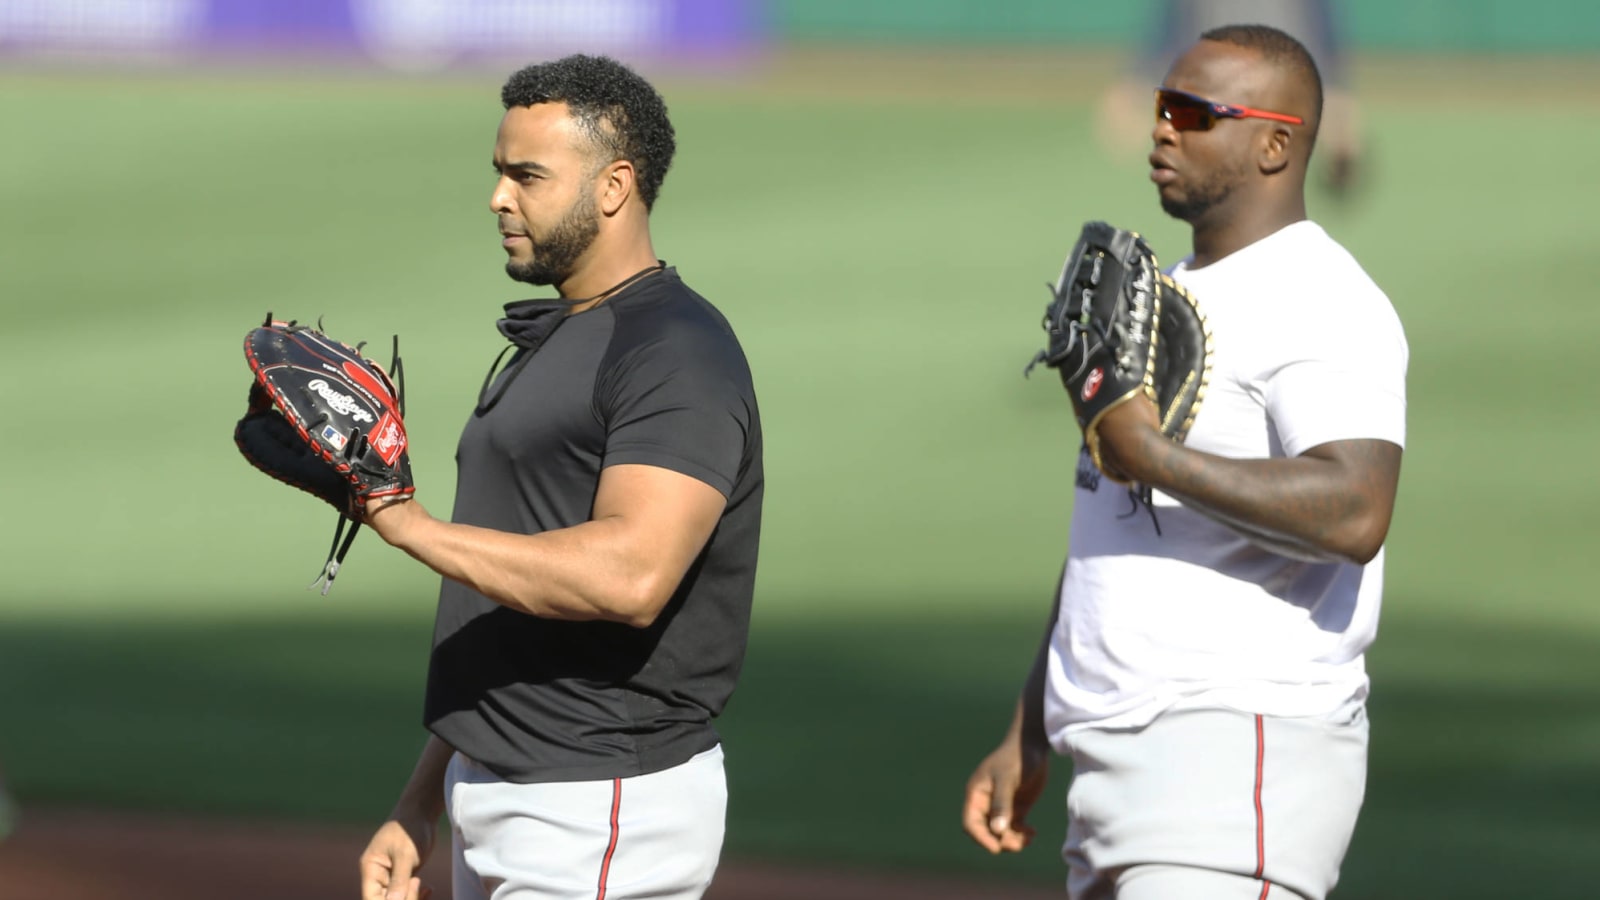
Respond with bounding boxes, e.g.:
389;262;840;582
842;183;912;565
1156;489;1346;563
393;735;454;825
1112;426;1400;565
372;500;669;627
1012;582;1062;751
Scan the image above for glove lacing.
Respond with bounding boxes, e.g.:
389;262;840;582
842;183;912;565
309;514;362;595
1118;483;1162;536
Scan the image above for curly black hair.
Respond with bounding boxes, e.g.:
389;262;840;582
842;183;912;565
501;54;676;211
1200;24;1324;127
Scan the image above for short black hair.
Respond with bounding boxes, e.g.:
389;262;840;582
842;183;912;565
501;54;676;211
1200;24;1324;124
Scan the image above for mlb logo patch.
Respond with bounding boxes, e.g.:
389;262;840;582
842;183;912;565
321;423;348;452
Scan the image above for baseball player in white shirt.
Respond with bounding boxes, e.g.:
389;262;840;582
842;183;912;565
963;24;1407;900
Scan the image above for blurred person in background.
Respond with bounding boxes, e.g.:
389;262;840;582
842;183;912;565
356;54;764;900
1096;0;1365;198
964;24;1406;900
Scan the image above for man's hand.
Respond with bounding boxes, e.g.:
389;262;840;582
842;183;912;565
359;814;437;900
961;735;1050;854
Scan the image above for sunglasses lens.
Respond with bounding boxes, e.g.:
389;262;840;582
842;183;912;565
1157;91;1213;131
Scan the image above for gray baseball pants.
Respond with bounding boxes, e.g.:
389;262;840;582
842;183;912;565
446;744;727;900
1060;702;1368;900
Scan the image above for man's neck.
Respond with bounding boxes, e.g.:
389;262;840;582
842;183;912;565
558;240;661;313
1189;204;1306;269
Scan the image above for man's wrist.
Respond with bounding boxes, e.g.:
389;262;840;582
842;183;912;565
1115;426;1163;485
366;496;428;548
391;794;443;828
1095;399;1164;484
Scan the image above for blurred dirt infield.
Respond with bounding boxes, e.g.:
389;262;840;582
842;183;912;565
0;808;1066;900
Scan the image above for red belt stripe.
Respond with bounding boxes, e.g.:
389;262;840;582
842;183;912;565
1254;714;1272;899
596;778;622;900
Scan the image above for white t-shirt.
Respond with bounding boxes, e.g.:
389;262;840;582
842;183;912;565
1044;220;1408;747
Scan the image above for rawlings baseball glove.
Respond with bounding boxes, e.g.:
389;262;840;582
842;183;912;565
235;314;414;593
1026;221;1213;483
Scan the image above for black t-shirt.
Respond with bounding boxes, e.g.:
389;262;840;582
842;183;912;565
424;268;763;782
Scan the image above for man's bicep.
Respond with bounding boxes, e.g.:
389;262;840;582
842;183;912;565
1301;438;1404;503
594;463;728;570
1300;439;1404;559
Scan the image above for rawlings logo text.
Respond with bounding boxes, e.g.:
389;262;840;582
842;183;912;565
1127;263;1154;344
308;379;374;424
372;413;405;466
374;420;400;455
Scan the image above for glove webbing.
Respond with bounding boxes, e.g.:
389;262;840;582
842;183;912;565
1023;280;1119;382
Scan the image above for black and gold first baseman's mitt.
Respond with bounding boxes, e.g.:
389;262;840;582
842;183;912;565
1027;221;1213;483
235;315;414;593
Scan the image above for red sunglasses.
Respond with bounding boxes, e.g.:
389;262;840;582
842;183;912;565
1155;88;1304;132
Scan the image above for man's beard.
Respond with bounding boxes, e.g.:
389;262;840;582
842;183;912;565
505;191;600;287
1159;163;1247;224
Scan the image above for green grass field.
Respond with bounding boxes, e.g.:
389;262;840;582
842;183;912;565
1;50;1598;897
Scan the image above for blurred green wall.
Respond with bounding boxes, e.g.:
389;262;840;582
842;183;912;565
771;0;1600;51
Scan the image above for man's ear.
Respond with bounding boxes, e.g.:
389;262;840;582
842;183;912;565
599;160;636;216
1259;125;1293;175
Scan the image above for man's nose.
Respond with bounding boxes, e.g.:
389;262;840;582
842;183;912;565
490;177;515;214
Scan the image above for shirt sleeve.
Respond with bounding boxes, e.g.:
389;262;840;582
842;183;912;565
596;325;754;499
1263;308;1409;458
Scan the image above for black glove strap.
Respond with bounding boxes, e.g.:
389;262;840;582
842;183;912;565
308;515;362;596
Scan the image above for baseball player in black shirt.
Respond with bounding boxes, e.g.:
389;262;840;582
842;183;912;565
358;55;763;900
